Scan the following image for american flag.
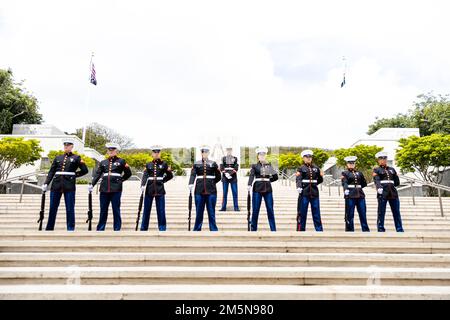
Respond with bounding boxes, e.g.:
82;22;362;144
90;62;97;86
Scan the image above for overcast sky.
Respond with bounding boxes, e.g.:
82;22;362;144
1;0;449;149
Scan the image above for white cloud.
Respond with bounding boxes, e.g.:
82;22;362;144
1;0;449;149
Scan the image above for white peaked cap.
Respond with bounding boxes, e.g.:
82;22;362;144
301;149;314;157
375;151;388;158
255;146;268;154
200;145;210;151
150;145;163;151
105;142;121;151
62;137;75;145
344;156;358;162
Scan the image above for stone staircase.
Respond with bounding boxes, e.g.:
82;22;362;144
1;177;450;299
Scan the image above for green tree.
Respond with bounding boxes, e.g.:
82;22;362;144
47;150;96;169
74;122;134;153
119;152;184;176
410;93;450;136
367;114;414;135
395;134;450;190
161;152;184;176
278;153;302;170
334;144;383;182
0;69;43;134
311;148;330;169
0;137;43;181
367;92;450;136
120;153;152;171
265;154;280;168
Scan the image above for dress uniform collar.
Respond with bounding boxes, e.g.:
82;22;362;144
109;155;118;160
64;152;73;156
153;158;162;164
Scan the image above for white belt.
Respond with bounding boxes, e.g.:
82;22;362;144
302;179;317;183
103;173;121;177
197;175;216;179
347;185;362;188
55;172;75;176
224;168;235;171
147;177;164;181
380;180;394;184
254;178;270;182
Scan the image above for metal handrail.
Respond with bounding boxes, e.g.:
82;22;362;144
324;178;342;186
277;171;296;186
0;170;46;202
0;170;46;185
398;174;450;192
323;177;342;196
397;174;449;217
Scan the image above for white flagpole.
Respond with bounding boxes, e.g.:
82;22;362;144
342;56;347;86
82;52;94;145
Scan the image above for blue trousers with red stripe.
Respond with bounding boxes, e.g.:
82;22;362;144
194;194;218;231
97;192;122;231
46;191;76;231
297;195;323;231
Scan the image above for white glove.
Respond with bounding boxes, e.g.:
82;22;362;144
188;184;194;192
41;184;47;192
140;186;145;193
344;189;350;196
88;184;94;193
377;188;383;194
247;185;252;192
297;188;302;194
225;172;232;179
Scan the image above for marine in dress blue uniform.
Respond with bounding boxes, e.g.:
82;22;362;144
90;143;132;231
373;151;404;232
43;138;88;231
188;146;222;231
140;145;173;231
341;156;370;232
295;149;324;231
247;147;278;231
219;146;240;212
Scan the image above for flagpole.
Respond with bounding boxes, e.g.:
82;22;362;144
82;52;94;145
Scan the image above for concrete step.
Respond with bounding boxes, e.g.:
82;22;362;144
1;266;450;286
1;196;447;203
1;177;449;300
1;231;450;242
1;240;450;253
1;252;450;268
1;284;450;300
1;216;448;224
1;223;448;232
2;206;444;214
3;227;449;233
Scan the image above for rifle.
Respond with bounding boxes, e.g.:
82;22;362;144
37;191;46;231
247;190;251;231
296;194;301;231
344;196;350;231
188;191;192;231
86;191;93;231
135;192;144;231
